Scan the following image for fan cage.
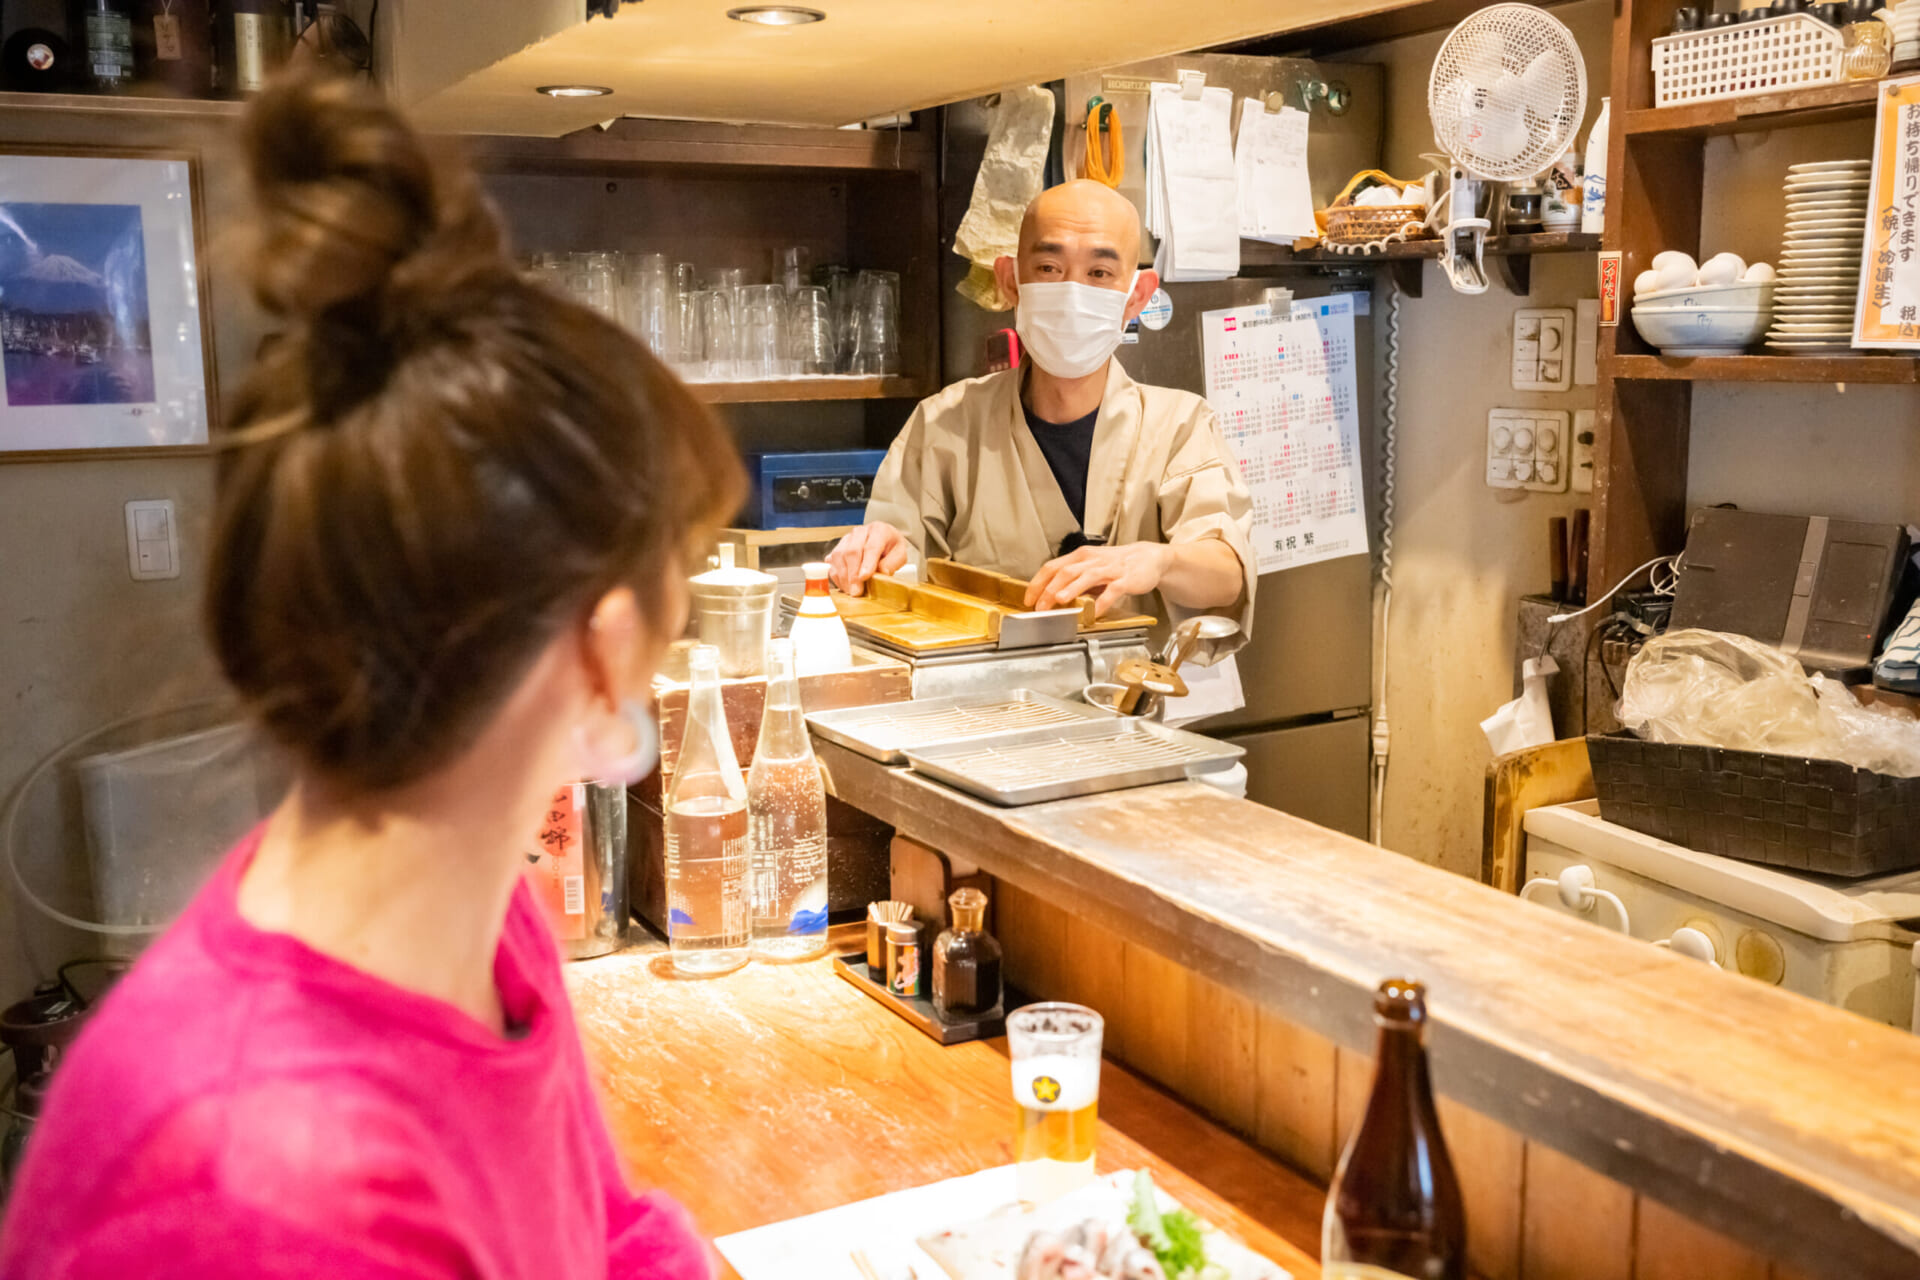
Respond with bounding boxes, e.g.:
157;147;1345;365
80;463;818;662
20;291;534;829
1428;2;1589;181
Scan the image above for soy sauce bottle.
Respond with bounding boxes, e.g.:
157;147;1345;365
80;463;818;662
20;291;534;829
1322;979;1467;1280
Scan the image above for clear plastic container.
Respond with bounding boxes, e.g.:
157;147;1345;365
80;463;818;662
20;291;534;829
664;644;751;976
748;639;829;962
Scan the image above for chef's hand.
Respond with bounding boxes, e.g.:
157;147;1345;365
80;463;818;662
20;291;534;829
1024;542;1174;616
827;522;909;596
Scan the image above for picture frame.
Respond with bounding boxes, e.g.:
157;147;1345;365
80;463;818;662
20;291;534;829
0;145;217;460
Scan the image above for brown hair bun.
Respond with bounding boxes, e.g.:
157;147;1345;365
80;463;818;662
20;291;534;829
209;71;743;792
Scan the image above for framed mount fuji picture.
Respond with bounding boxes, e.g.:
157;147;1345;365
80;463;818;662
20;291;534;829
0;146;216;459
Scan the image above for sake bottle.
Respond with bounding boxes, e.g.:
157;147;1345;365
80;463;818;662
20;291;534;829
788;561;852;677
663;644;750;976
747;638;829;961
1322;978;1467;1280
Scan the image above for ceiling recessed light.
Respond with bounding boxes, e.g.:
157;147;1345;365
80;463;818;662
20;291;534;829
727;6;826;24
536;84;614;98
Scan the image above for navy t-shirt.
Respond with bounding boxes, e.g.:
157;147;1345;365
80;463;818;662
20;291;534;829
1026;406;1099;529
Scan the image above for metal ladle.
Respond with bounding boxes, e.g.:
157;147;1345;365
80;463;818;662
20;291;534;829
1159;615;1246;673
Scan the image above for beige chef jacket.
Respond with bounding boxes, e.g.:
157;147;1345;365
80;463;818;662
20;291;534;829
864;361;1257;633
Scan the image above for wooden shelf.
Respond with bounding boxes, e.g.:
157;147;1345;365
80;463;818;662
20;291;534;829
463;118;935;177
1606;352;1920;384
690;375;926;404
0;89;243;119
1621;81;1881;138
1242;231;1599;297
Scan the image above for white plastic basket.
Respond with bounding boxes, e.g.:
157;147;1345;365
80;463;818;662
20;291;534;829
1652;13;1842;107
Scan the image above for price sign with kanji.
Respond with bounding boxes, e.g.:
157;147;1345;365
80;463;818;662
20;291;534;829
1855;77;1920;348
1200;294;1368;573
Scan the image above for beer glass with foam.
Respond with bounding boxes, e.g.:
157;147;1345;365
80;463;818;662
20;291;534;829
1006;1003;1103;1205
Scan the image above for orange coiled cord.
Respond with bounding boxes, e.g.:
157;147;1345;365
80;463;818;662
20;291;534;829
1084;103;1123;188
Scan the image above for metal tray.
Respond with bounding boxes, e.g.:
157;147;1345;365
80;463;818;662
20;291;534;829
903;717;1245;806
807;690;1109;764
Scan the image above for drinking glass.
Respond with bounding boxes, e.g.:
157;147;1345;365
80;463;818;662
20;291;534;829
527;251;573;297
816;265;855;371
737;283;788;380
673;263;701;375
571;251;620;319
851;269;901;376
699;289;736;382
777;245;811;294
624;251;673;360
789;285;836;376
1006;1002;1103;1206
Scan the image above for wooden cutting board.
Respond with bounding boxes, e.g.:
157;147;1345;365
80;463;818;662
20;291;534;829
828;561;1158;654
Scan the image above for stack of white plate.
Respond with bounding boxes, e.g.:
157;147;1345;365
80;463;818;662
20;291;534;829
1888;1;1920;65
1769;159;1870;352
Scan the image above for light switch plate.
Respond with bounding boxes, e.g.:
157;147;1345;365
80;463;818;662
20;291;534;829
124;499;179;581
1487;409;1571;493
1574;299;1600;386
1572;409;1597;494
1512;307;1574;392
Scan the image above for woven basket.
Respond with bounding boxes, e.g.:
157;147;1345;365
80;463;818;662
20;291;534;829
1586;731;1920;879
1323;204;1430;246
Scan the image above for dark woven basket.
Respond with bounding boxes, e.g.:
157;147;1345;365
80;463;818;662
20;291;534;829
1586;732;1920;879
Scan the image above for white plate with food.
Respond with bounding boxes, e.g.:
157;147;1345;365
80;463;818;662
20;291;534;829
918;1172;1287;1280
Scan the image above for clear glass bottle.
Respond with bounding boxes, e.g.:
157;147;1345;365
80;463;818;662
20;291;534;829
1322;978;1467;1280
932;887;1002;1020
748;638;829;961
664;644;750;976
788;561;852;677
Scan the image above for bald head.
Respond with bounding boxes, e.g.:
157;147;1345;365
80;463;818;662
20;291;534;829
1017;179;1144;267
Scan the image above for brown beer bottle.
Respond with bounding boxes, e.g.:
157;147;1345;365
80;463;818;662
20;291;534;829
1322;978;1467;1280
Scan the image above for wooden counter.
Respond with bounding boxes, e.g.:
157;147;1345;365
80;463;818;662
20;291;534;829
564;928;1323;1278
813;741;1920;1280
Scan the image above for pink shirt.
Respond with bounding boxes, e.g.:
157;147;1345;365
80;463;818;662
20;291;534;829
0;830;709;1280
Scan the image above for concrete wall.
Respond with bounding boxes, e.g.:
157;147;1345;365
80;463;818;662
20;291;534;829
1334;1;1611;875
0;111;255;1003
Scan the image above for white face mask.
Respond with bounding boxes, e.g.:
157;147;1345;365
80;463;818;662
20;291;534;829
1014;276;1136;378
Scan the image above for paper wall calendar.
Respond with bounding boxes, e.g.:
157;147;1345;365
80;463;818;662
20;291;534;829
1200;293;1368;574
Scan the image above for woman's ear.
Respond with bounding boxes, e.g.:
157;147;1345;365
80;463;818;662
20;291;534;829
582;586;645;709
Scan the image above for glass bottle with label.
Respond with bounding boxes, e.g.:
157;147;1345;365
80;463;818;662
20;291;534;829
664;644;751;976
73;0;135;93
747;637;829;962
932;887;1002;1020
135;0;214;97
1322;978;1467;1280
213;0;288;97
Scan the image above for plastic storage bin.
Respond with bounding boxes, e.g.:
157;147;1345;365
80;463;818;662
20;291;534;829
74;722;277;927
1652;13;1842;108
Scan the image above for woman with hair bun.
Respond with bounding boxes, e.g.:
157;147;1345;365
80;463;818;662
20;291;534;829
0;69;744;1280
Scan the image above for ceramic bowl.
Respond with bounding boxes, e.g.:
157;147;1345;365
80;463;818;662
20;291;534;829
1632;304;1771;354
1630;279;1775;309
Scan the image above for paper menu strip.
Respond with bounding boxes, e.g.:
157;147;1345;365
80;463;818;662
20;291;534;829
1234;99;1318;245
1855;78;1920;348
1200;295;1369;575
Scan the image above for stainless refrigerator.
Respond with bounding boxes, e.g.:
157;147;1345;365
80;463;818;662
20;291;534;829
936;54;1383;837
1113;277;1376;840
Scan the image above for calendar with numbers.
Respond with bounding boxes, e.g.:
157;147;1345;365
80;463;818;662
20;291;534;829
1199;293;1367;574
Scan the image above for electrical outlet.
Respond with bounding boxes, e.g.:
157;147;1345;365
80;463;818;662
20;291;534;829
1572;409;1596;494
1512;307;1574;392
1487;409;1570;493
1574;299;1600;386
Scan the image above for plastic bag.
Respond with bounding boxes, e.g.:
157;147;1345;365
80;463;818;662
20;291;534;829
1617;629;1920;776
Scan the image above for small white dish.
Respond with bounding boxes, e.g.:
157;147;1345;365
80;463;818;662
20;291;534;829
1633;304;1770;352
1788;160;1872;172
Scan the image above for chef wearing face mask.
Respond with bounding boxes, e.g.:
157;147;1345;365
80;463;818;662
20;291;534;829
828;180;1255;632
